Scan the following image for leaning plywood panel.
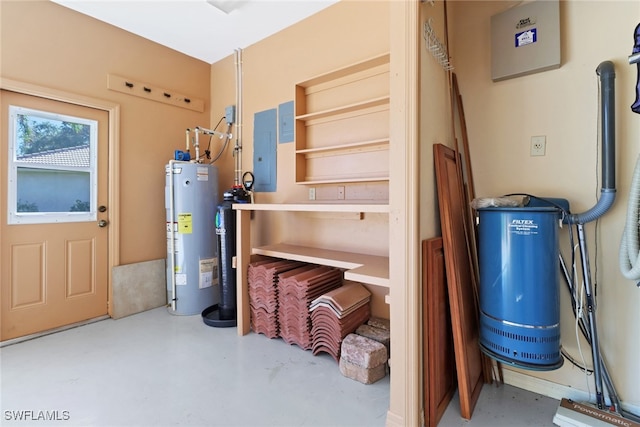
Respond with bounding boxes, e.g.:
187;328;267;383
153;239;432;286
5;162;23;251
422;237;456;427
433;143;483;419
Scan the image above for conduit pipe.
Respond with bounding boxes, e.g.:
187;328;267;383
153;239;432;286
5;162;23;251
168;160;177;311
234;48;243;187
560;61;616;411
567;61;616;225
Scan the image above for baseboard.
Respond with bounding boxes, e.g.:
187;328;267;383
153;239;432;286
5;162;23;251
0;315;109;347
502;368;640;417
385;410;405;427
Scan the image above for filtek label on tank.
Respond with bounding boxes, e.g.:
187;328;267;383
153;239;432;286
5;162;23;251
508;219;539;235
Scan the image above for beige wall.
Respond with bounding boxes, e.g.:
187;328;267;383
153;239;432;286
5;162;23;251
420;1;454;240
210;2;390;259
1;0;211;265
450;0;640;407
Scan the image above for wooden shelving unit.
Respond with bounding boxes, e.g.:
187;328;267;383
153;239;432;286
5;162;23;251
294;53;390;185
233;202;390;336
232;53;392;335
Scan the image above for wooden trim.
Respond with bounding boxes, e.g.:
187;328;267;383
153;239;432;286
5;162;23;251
0;77;121;316
235;209;252;336
386;1;420;426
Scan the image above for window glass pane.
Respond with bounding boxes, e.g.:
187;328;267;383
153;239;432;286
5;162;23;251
8;106;97;224
17;167;90;213
15;114;90;159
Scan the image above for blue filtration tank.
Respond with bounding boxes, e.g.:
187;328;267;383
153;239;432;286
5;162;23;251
477;206;563;370
165;162;219;315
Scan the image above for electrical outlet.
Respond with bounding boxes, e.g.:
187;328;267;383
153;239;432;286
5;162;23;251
530;135;546;156
308;187;316;201
337;186;345;200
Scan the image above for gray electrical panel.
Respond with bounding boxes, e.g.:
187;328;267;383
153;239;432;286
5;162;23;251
491;0;560;82
253;108;277;192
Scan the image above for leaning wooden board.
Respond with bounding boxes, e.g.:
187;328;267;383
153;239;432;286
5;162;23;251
433;143;484;419
422;237;456;427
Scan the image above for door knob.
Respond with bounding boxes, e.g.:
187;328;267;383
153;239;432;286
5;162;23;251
98;219;109;228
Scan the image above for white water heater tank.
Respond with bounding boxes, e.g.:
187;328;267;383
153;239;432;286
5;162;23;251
165;161;219;315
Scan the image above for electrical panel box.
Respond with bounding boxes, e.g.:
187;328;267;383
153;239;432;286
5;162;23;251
253;108;277;192
491;0;560;82
278;101;294;144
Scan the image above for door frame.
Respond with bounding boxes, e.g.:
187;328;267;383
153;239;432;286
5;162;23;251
1;77;120;317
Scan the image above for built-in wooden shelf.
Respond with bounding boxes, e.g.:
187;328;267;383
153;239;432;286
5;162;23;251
233;202;389;213
252;243;389;288
295;96;389;122
296;138;389;157
296;176;390;185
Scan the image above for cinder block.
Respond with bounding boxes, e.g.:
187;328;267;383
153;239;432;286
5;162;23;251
340;333;387;369
339;357;386;384
367;317;390;331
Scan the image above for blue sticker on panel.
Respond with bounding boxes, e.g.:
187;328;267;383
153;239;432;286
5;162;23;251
515;28;537;48
278;101;294;143
253;108;277;192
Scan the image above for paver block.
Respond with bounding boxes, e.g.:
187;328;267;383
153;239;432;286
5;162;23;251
340;333;387;369
339;357;386;384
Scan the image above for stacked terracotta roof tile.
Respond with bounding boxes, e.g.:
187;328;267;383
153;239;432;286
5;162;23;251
247;258;304;338
309;281;371;361
277;265;343;350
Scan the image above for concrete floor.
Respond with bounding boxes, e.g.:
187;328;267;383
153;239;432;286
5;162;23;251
0;307;559;427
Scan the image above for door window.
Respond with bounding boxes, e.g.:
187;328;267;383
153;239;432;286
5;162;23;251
7;105;98;224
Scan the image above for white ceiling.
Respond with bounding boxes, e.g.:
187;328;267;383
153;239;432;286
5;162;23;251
51;0;340;64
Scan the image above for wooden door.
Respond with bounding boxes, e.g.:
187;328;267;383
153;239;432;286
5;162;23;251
1;90;109;341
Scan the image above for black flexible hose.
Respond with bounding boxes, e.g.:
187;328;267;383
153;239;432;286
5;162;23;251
630;23;640;113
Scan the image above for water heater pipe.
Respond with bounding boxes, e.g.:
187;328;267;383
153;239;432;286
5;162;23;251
194;128;201;162
168;160;177;311
234;48;243;187
567;61;616;224
194;126;232;140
